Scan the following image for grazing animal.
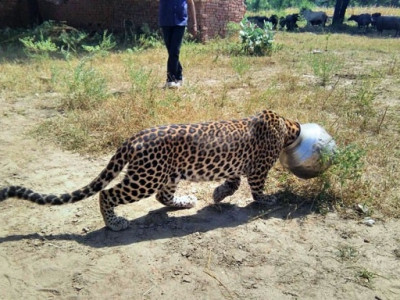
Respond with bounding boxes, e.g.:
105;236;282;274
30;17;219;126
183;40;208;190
371;13;382;28
348;14;372;29
268;14;279;30
301;9;328;27
248;16;269;28
375;15;400;36
248;15;278;29
280;14;300;31
0;110;301;231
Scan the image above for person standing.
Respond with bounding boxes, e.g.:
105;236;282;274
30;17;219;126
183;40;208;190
159;0;197;89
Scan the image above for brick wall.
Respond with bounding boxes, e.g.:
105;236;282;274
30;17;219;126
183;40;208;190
0;0;246;41
37;0;160;33
196;0;246;41
0;0;34;28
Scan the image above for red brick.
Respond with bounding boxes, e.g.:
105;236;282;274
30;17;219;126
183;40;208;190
0;0;246;41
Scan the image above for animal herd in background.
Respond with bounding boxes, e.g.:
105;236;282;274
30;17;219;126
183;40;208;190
348;13;400;36
248;8;400;37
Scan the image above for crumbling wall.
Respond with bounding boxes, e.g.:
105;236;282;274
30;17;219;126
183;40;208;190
196;0;246;41
0;0;246;41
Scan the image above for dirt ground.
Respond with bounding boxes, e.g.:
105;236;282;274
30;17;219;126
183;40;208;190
1;95;400;300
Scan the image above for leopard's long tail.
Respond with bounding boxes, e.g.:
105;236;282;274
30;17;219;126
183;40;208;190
0;143;131;205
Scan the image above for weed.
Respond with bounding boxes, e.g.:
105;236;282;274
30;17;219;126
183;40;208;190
337;245;358;261
313;144;366;210
355;268;375;288
231;56;250;77
59;30;88;59
128;23;162;51
62;59;108;110
226;21;241;39
349;80;377;131
387;56;398;76
19;35;57;59
125;59;156;95
82;30;116;56
307;51;340;86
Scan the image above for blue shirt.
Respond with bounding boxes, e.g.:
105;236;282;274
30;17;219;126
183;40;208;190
159;0;188;26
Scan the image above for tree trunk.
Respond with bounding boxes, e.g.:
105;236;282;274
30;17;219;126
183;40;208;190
332;0;350;27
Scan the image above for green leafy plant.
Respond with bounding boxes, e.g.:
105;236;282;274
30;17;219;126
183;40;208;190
350;80;377;130
332;145;365;186
62;60;108;110
308;52;340;86
337;244;358;261
82;30;116;56
226;21;241;39
231;56;250;77
315;144;366;209
239;19;275;56
59;30;88;59
19;34;57;59
307;34;342;86
356;268;375;287
129;23;162;51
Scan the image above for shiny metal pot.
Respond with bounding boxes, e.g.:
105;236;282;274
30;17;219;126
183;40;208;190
279;123;336;179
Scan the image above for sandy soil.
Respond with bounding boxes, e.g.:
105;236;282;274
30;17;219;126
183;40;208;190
1;95;399;300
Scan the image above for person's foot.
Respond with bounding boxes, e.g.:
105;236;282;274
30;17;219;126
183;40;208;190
177;78;184;87
164;81;180;89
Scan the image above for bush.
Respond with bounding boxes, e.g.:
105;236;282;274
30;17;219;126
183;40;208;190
239;19;275;56
82;30;116;56
62;60;108;110
19;35;57;59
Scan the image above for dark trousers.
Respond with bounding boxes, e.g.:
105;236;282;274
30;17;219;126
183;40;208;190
161;26;186;82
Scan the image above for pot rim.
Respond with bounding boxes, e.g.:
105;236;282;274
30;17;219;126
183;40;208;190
283;124;303;151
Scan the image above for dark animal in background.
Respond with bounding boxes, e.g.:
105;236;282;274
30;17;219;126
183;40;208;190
371;13;382;28
375;16;400;37
248;16;269;28
268;15;279;30
301;9;328;27
280;14;299;31
309;19;324;26
348;14;372;30
248;15;278;30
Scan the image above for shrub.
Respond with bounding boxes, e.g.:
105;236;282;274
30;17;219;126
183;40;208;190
19;34;57;59
239;19;275;56
82;30;116;56
62;60;108;110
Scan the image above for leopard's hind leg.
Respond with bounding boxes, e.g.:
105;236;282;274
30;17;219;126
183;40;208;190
99;181;153;231
156;182;197;208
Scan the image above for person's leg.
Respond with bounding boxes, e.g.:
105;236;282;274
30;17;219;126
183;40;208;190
161;26;173;83
163;26;185;82
170;26;185;81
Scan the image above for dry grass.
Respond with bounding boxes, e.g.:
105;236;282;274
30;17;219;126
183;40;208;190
1;11;399;217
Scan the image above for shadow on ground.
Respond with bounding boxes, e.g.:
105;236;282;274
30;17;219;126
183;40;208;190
0;191;318;248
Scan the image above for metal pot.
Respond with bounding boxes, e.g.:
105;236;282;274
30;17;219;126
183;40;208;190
279;123;336;179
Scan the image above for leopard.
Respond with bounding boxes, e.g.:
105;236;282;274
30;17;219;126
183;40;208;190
0;110;300;231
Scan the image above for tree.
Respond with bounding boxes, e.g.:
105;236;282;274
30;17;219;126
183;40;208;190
332;0;350;26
